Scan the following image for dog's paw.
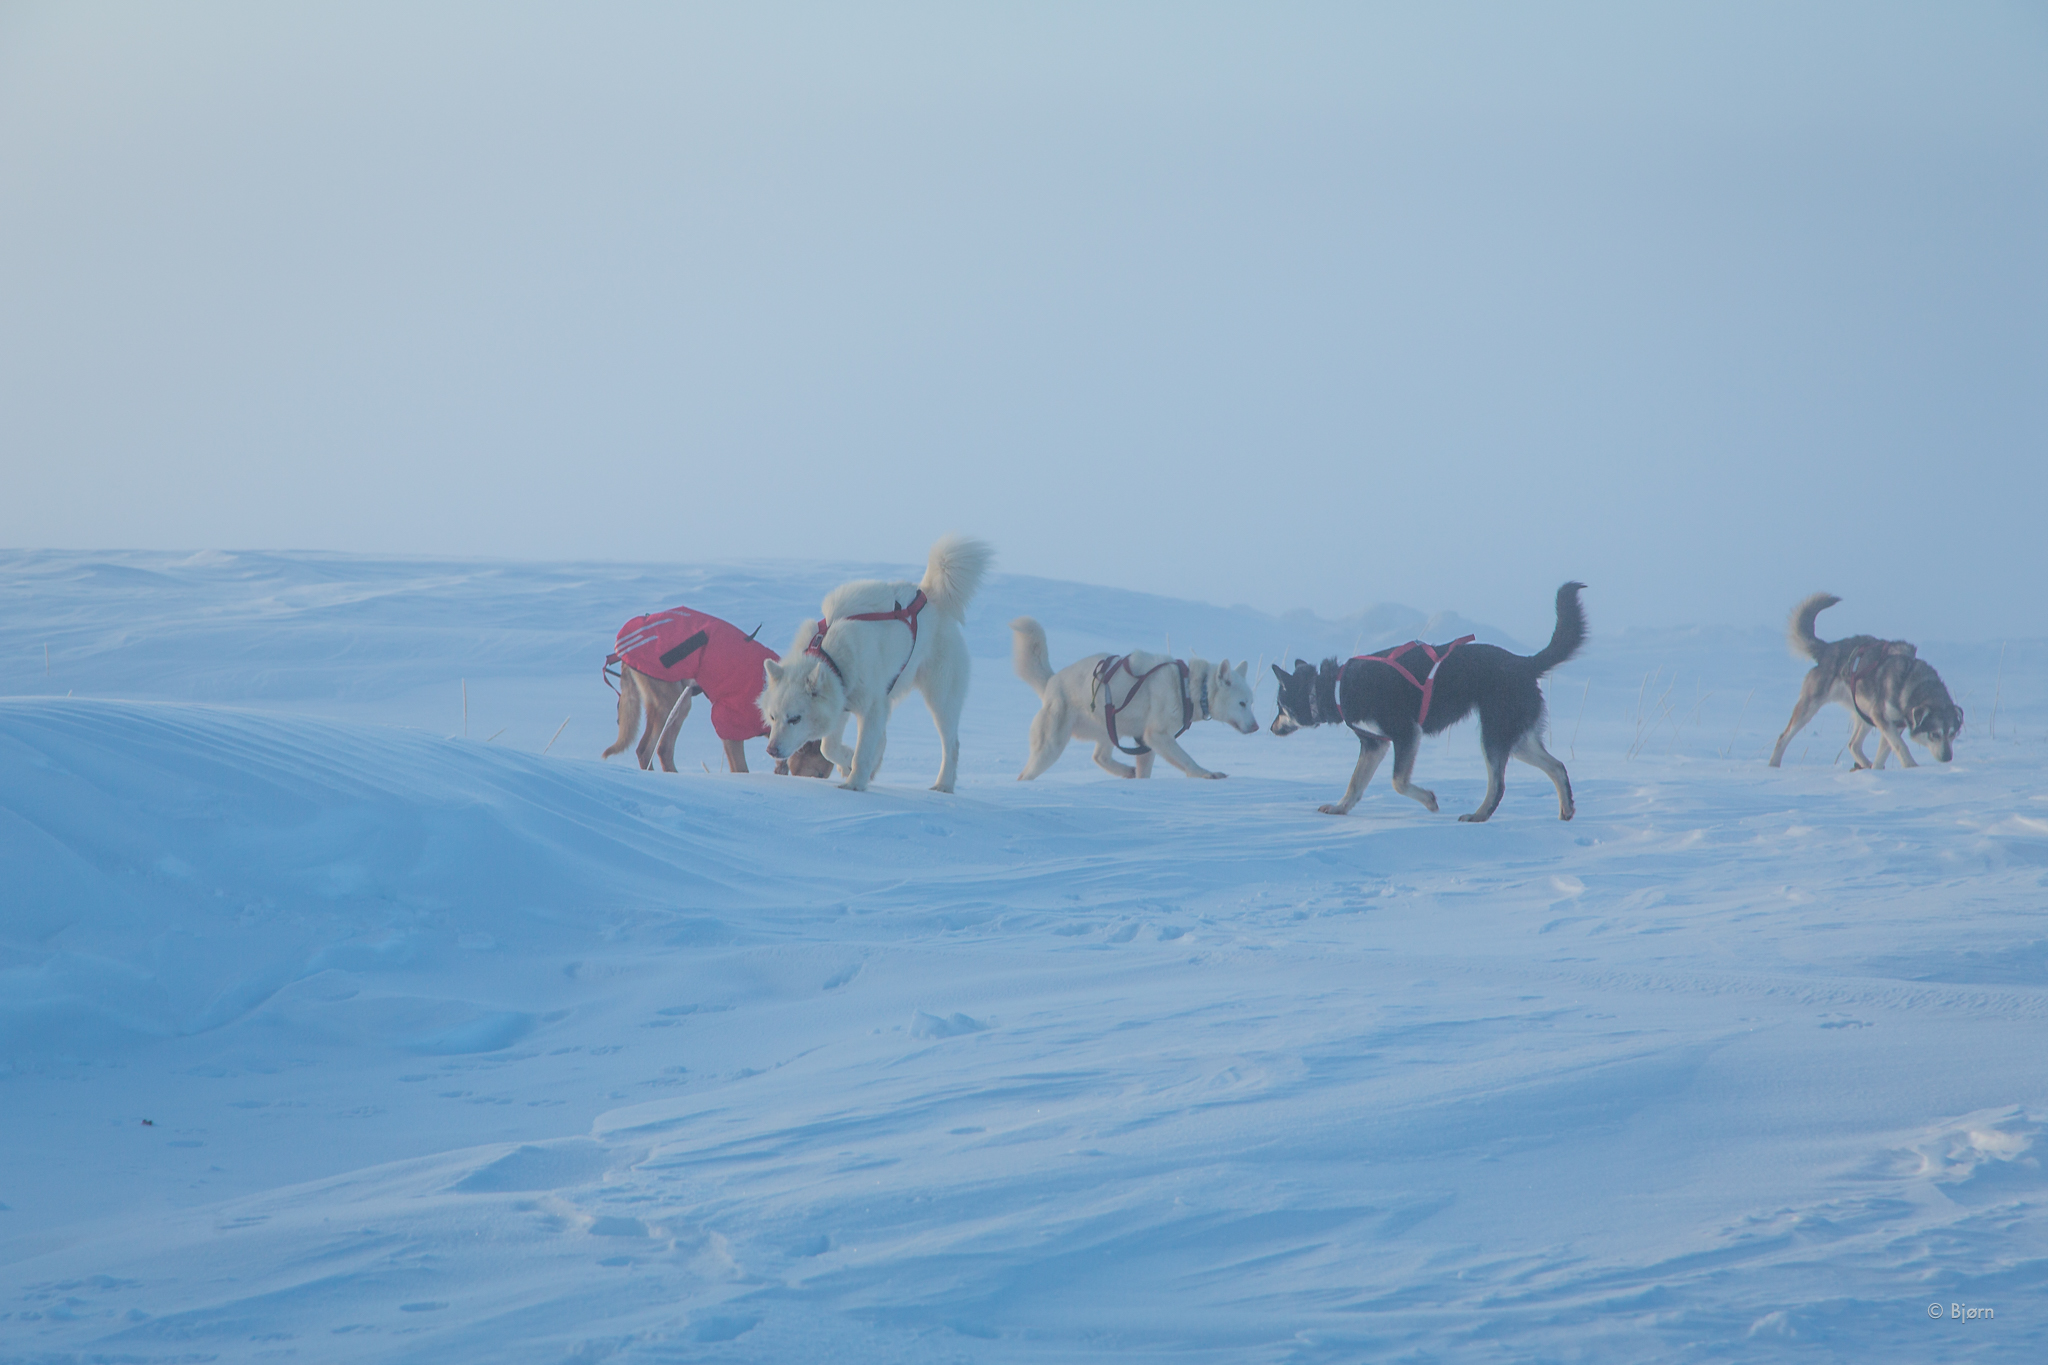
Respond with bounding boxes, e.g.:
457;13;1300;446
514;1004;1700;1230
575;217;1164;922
1201;771;1227;780
1316;803;1348;815
1457;811;1491;822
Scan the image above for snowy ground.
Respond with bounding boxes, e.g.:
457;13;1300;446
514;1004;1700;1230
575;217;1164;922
3;550;2045;1363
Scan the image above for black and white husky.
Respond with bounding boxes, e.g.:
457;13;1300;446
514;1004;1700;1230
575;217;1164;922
1269;583;1587;822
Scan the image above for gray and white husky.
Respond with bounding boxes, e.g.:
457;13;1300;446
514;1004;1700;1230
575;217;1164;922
760;535;992;792
1010;618;1257;780
1768;593;1963;769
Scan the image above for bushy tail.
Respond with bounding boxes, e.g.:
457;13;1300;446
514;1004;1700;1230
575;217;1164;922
1527;582;1588;675
1786;592;1840;660
1010;617;1054;696
920;533;993;620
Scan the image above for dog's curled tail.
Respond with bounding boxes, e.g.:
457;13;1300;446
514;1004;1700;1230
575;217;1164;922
921;534;993;620
1526;582;1589;676
1786;592;1840;661
1010;617;1055;696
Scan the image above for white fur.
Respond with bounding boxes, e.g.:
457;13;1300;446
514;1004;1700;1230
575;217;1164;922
759;534;992;793
1011;617;1258;780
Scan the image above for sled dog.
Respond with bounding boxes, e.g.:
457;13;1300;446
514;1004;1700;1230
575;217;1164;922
602;606;831;776
1768;593;1962;769
1010;618;1257;780
1269;583;1586;822
760;534;993;792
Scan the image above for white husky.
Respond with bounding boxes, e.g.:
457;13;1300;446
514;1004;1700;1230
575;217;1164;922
760;535;992;793
1011;618;1258;780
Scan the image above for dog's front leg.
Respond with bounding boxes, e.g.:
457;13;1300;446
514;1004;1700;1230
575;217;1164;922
1387;730;1440;812
1133;748;1158;778
821;716;855;778
1876;719;1918;768
1320;731;1387;814
1145;729;1220;779
841;704;889;791
1846;715;1876;769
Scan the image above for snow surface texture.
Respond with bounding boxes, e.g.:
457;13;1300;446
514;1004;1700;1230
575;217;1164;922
3;550;2045;1363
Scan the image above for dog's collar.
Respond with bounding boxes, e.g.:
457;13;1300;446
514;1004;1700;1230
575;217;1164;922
1312;668;1342;726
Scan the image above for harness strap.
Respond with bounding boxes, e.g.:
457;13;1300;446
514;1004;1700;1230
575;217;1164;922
1350;635;1475;727
1093;655;1194;756
804;589;930;695
1844;640;1910;728
658;630;709;671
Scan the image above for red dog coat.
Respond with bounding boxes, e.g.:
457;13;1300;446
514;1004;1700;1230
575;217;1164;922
608;608;778;742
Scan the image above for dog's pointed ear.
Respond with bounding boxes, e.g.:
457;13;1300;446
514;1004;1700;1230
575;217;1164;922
1233;660;1249;681
804;666;823;696
763;657;784;684
1216;658;1231;677
1293;658;1310;672
1273;663;1290;684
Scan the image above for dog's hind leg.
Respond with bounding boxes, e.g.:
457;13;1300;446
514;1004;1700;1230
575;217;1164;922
1319;731;1388;814
1019;698;1076;780
651;683;691;772
1769;674;1828;767
1460;732;1514;823
1133;748;1157;779
922;657;969;794
1088;738;1139;779
722;738;749;773
1512;731;1575;820
1388;729;1440;813
842;704;890;791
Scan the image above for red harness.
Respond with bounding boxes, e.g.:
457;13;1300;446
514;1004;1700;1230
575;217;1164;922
1092;654;1195;756
805;589;929;694
1351;635;1475;727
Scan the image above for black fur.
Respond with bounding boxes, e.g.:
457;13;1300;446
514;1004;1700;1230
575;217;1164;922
1269;582;1587;822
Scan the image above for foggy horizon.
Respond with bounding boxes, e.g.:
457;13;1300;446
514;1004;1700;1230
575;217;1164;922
4;2;2043;642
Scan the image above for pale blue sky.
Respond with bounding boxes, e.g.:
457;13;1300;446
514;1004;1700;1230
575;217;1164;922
3;2;2043;640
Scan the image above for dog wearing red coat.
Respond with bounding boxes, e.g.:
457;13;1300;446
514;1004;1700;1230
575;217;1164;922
603;607;831;776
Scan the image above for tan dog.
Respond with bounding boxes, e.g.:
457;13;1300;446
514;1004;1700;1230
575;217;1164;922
1010;617;1257;779
607;666;833;776
1768;593;1963;769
